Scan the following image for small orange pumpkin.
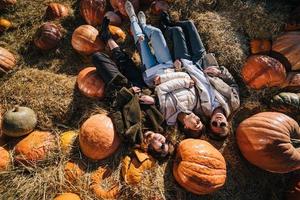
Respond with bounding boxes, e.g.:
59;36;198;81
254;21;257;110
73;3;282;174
79;114;120;160
34;22;63;50
241;55;286;89
0;0;16;9
236;112;300;173
250;39;271;54
0;18;12;33
64;161;85;183
77;67;105;99
0;147;10;171
109;25;126;43
104;11;122;26
90;166;120;199
14;131;55;165
0;47;16;73
150;0;169;15
45;3;69;20
286;174;300;200
80;0;106;27
54;193;81;200
173;139;226;195
60;131;77;153
71;25;105;55
110;0;140;17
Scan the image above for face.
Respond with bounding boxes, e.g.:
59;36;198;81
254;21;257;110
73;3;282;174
146;132;169;157
183;113;203;132
210;112;229;136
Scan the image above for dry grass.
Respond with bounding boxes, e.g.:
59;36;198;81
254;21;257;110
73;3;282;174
0;0;298;199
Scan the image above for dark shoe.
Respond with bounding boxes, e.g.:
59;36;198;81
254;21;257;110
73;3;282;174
100;17;111;42
160;11;174;27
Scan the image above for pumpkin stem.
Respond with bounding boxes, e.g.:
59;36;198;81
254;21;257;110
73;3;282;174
13;105;19;112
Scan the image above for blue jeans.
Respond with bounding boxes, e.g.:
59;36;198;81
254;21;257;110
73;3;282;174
130;17;173;70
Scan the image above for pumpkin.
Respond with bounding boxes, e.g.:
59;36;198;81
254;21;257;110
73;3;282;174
0;147;10;171
236;112;300;173
272;31;300;71
104;11;122;26
0;0;16;9
173;139;226;195
110;0;140;17
250;39;271;55
71;25;104;55
34;22;63;50
150;1;169;15
241;55;286;89
14;131;55;165
77;67;105;99
90;166;120;199
64;161;85;183
270;92;300;114
79;114;120;160
109;25;126;43
80;0;106;27
54;193;81;200
286;174;300;200
45;3;69;20
121;149;155;185
0;47;16;73
0;18;12;33
284;72;300;89
2;106;37;137
60;131;77;153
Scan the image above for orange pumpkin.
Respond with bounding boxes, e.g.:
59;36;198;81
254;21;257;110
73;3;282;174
286;174;300;200
45;3;69;20
285;72;300;89
0;47;16;73
104;11;122;26
90;166;120;199
34;22;63;50
14;131;55;165
109;25;126;43
0;0;16;9
241;55;286;89
110;0;140;17
54;193;81;200
64;161;85;183
71;25;104;55
77;67;105;99
236;112;300;173
173;139;226;195
80;0;106;27
79;114;120;160
0;18;12;33
0;147;10;171
150;0;169;15
272;31;300;71
250;39;271;54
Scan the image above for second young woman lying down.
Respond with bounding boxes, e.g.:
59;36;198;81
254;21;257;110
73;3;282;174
125;1;240;139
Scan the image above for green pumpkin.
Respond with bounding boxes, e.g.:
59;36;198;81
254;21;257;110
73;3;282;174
2;106;37;137
270;92;300;113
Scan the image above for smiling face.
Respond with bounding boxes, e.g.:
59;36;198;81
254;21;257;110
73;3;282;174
210;112;229;137
145;132;169;157
183;113;203;132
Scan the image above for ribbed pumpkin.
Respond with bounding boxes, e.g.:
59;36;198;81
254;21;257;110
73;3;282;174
173;139;226;195
250;39;271;55
34;22;63;50
110;0;139;17
2;106;37;137
0;47;16;73
241;55;286;89
14;131;55;165
0;147;10;171
79;114;120;160
64;161;85;183
80;0;106;27
109;25;126;43
60;131;77;153
54;193;81;200
0;0;16;9
286;174;300;200
77;67;105;99
236;112;300;173
270;92;300;114
272;31;300;71
0;18;12;33
90;166;120;199
71;25;104;55
104;11;122;26
150;0;169;15
45;3;69;20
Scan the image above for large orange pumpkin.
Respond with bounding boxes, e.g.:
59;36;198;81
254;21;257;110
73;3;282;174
110;0;139;17
54;193;81;200
236;112;300;173
0;47;16;73
286;174;300;200
14;131;55;165
104;11;122;26
77;67;105;99
79;114;120;160
45;3;69;20
241;55;286;89
80;0;106;27
34;22;63;50
0;147;10;171
272;31;300;71
250;39;271;55
71;25;104;55
173;139;226;195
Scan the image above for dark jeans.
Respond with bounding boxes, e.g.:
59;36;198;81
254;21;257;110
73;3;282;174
92;48;146;88
165;20;206;66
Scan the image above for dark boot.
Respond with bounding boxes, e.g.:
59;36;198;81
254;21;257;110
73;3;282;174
160;11;174;30
99;17;111;43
